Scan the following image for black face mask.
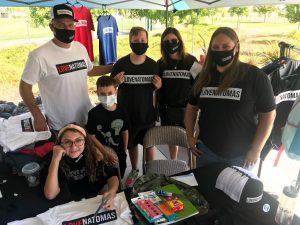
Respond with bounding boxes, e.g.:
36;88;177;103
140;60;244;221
211;48;236;67
130;43;148;55
54;27;75;44
64;153;84;164
163;40;180;54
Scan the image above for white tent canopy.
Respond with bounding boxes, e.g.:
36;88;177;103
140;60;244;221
0;0;299;10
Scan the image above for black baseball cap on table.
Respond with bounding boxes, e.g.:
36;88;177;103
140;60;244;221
51;4;78;22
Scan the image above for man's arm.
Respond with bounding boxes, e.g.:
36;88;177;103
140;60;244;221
19;80;48;131
88;65;113;77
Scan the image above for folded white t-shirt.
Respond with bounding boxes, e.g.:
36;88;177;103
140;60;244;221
0;112;51;152
8;192;133;225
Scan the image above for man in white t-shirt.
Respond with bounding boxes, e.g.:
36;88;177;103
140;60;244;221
20;4;112;131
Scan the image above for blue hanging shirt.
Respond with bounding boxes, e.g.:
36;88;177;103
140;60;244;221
97;15;118;65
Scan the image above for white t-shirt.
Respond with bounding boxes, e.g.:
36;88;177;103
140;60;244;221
22;40;94;130
8;192;133;225
0;112;51;152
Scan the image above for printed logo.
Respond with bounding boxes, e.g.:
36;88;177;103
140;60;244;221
68;167;88;180
246;194;263;203
21;118;34;132
263;204;271;212
275;90;300;104
76;20;88;27
57;9;73;16
163;70;190;79
62;210;117;225
56;60;87;75
124;75;154;84
200;87;242;101
103;27;113;34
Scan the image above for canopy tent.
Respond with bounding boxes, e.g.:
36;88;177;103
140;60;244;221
0;0;299;10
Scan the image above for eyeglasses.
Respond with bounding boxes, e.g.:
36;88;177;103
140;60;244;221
60;138;85;148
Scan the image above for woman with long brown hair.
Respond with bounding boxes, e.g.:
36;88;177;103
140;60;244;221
157;27;199;160
185;27;276;169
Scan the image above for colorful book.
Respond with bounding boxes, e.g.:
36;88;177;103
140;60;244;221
158;184;199;224
131;184;199;224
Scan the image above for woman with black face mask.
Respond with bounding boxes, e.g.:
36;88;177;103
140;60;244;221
157;27;200;161
110;27;161;188
185;27;276;170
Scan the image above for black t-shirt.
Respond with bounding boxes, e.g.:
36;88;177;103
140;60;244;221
58;154;116;200
110;54;158;128
189;62;276;158
86;104;129;154
157;54;198;107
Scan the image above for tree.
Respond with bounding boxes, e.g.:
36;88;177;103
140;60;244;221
201;8;221;25
285;5;300;30
228;7;249;30
176;9;205;52
254;5;277;23
29;7;50;27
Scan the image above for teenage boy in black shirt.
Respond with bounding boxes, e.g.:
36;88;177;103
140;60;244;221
111;27;162;187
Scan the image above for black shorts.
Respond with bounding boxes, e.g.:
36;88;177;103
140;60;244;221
128;124;155;149
159;105;185;128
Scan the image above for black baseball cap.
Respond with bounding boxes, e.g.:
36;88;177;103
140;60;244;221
51;4;78;22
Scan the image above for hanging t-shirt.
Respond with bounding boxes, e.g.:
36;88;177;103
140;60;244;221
189;62;276;158
97;15;118;65
72;6;95;61
8;192;133;225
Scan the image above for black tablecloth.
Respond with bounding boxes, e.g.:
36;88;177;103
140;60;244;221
0;162;299;225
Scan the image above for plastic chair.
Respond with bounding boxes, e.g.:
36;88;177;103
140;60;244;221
142;126;192;176
102;145;124;190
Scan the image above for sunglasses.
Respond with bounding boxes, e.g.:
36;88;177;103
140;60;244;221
163;39;179;45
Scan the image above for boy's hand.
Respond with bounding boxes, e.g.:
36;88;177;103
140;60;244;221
105;151;118;164
152;75;162;90
114;72;125;85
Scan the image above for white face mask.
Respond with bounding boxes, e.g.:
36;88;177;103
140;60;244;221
98;95;117;109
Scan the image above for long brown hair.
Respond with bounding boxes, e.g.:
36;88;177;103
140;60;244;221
193;27;244;96
160;27;187;64
57;126;99;182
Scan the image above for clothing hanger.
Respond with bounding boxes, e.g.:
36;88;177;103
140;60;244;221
102;4;110;16
65;0;72;6
72;0;83;8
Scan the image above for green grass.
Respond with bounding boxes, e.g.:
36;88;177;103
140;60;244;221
0;18;52;41
1;16;300;103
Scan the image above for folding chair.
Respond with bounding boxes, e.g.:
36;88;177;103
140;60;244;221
142;126;192;176
102;145;124;190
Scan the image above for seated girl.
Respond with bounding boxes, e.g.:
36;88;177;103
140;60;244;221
44;123;119;209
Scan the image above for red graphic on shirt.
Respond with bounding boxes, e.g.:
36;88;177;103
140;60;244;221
56;60;87;75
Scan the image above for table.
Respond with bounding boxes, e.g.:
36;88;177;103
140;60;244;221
0;162;299;225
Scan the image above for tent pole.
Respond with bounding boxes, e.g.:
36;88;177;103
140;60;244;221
165;0;168;28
